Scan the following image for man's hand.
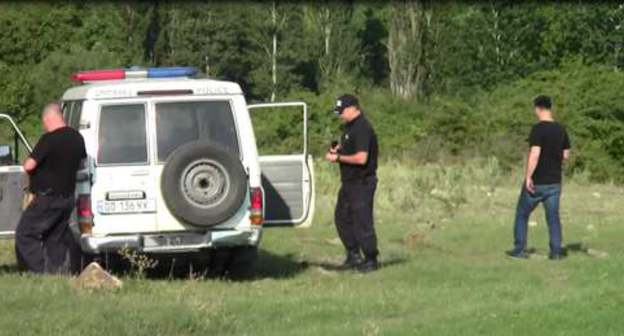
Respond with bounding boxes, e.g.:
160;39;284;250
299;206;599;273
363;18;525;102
325;152;339;163
525;177;535;194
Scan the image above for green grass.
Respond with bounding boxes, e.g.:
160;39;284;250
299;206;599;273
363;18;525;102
1;158;624;336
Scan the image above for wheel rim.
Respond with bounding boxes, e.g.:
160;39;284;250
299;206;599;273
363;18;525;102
180;159;230;209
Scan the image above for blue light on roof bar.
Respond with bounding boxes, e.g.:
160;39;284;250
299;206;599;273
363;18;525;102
147;67;198;78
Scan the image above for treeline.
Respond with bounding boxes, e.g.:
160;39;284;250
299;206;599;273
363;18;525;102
1;2;624;181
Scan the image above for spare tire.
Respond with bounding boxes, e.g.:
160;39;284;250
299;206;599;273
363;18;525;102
161;141;247;227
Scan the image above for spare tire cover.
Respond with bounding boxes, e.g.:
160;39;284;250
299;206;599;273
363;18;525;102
161;141;247;227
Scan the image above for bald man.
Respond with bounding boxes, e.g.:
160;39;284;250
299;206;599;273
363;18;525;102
15;102;86;274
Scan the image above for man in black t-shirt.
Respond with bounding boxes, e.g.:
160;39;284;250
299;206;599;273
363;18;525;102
325;94;379;273
507;95;571;260
15;102;86;274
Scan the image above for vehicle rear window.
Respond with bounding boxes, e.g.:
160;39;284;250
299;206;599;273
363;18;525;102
156;101;239;161
98;104;148;165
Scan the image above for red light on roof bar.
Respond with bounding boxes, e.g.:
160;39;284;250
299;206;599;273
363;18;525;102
71;69;125;82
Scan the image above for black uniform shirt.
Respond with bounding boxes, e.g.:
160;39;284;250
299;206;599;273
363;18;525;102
29;127;87;194
338;114;378;182
528;121;571;185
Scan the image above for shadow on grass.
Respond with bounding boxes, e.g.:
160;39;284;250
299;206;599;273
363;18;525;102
307;256;408;272
0;253;409;279
518;242;609;259
251;250;309;279
91;248;310;281
0;264;19;275
0;249;309;281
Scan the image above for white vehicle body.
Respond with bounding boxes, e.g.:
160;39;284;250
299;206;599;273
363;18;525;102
0;75;314;260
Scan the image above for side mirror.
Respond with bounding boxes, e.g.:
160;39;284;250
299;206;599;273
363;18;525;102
0;144;13;166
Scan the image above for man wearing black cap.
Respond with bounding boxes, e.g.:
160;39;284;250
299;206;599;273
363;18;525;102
506;95;571;260
325;94;379;272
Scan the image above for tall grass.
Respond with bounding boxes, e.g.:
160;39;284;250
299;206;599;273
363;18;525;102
313;156;516;254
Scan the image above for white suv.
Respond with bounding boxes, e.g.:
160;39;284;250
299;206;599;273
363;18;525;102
0;67;314;276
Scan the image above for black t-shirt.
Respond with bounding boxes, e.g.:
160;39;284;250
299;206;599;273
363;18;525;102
29;127;87;194
528;121;571;185
338;114;378;182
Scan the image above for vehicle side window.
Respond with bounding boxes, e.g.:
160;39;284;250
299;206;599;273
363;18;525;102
70;101;83;128
0;117;29;165
98;104;148;165
62;100;84;129
62;101;74;125
156;101;240;161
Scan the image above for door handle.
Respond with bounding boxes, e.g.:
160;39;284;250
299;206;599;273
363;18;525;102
131;170;149;177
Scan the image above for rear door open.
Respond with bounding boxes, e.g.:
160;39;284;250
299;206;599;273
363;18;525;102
248;102;314;227
0;114;32;238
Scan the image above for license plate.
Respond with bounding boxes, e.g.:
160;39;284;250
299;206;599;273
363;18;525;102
143;233;208;249
97;199;156;214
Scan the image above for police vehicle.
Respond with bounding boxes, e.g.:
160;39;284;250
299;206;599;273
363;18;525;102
0;67;314;276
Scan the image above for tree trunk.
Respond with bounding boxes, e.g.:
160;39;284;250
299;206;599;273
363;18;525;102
386;0;431;100
270;1;278;102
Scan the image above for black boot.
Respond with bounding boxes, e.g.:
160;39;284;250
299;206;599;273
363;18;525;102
357;256;379;273
337;250;363;271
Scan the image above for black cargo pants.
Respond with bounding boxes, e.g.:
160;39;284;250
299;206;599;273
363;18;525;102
15;194;75;274
334;177;378;259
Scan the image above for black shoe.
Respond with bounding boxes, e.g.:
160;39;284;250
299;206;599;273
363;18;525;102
357;258;379;273
505;249;529;259
337;251;363;271
548;251;567;260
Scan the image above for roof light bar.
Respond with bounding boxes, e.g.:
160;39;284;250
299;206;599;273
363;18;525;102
70;67;198;82
148;67;198;78
71;69;125;82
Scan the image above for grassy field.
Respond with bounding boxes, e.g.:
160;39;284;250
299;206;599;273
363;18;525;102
1;159;623;336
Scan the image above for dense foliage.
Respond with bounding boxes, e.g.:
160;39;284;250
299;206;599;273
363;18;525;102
1;2;623;181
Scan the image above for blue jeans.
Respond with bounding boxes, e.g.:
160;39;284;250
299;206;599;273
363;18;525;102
513;184;563;254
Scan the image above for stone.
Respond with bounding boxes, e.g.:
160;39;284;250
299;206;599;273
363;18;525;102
72;262;123;291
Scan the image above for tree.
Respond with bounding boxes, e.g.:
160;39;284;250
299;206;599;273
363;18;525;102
302;2;362;89
385;0;433;100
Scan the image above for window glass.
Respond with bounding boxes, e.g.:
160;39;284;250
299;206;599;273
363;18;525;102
156;101;239;161
98;104;147;165
70;101;83;128
62;100;84;129
62;101;73;125
0;118;29;165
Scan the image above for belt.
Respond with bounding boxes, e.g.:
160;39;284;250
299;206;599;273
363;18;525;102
342;175;377;185
34;189;73;198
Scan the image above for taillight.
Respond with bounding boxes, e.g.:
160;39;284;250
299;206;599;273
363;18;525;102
249;188;263;226
76;194;93;234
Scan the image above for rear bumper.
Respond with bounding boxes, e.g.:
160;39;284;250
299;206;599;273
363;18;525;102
79;228;262;254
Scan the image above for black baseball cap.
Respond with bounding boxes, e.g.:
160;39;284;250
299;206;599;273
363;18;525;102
334;94;359;115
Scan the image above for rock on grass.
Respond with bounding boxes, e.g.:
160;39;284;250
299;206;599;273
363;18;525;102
72;262;123;291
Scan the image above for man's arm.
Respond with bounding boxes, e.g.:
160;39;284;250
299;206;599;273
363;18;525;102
338;151;368;165
25;135;49;174
525;146;541;193
325;151;368;165
23;157;38;173
563;149;570;161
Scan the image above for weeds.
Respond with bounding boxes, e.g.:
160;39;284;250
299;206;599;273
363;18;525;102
118;246;158;279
